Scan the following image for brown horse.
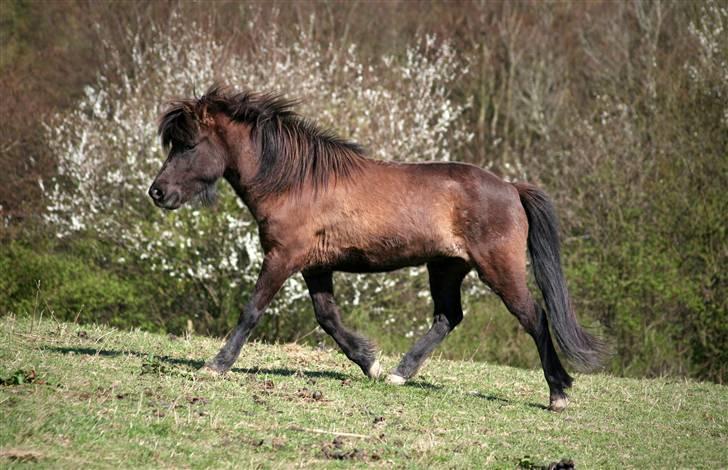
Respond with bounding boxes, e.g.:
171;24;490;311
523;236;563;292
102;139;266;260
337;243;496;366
149;86;604;411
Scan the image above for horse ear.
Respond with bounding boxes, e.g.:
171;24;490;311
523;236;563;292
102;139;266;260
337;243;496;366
199;105;215;128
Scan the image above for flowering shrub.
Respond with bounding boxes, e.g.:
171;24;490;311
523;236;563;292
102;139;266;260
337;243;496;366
687;0;728;126
43;15;473;331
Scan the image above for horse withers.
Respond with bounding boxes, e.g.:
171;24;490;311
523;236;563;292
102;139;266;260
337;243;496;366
148;86;605;412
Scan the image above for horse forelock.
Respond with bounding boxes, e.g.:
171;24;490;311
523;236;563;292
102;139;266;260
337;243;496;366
157;101;199;149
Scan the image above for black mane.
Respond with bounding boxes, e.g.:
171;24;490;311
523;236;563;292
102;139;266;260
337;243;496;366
158;85;367;194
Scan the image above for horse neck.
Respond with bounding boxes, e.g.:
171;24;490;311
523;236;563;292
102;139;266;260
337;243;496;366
217;119;266;217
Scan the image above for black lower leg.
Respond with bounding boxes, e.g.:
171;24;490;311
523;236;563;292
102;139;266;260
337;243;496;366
393;260;468;379
305;272;377;375
394;314;457;379
500;295;572;408
531;303;573;400
206;303;263;372
204;252;293;373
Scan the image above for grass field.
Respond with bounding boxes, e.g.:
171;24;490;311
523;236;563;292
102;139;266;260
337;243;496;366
1;315;726;468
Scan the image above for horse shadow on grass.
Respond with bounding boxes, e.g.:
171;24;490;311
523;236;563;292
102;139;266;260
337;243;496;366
44;346;544;406
43;346;407;384
468;390;548;410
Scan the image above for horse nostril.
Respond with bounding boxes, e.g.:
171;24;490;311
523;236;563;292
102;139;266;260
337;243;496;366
149;186;164;201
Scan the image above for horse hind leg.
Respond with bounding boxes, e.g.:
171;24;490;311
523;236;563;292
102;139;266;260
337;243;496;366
304;272;381;379
387;258;470;385
472;244;573;411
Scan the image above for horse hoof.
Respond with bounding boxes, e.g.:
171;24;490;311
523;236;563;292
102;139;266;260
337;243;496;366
548;396;569;412
367;360;383;379
386;374;406;385
199;362;227;376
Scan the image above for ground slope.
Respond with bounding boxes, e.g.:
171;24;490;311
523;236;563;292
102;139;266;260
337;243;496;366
0;316;726;468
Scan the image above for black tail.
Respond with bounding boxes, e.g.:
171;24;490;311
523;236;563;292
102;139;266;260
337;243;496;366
515;183;606;371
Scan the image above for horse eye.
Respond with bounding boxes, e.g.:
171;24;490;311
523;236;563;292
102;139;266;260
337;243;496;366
173;142;196;153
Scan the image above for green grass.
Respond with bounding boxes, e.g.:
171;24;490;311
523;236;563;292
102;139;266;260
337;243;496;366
1;315;726;468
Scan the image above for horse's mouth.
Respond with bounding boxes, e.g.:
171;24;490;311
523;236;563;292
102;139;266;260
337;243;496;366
153;192;182;210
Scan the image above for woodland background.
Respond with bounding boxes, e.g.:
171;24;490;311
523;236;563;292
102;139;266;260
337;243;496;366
0;0;725;383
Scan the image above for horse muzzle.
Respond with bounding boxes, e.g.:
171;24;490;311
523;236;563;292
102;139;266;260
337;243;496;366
148;183;182;210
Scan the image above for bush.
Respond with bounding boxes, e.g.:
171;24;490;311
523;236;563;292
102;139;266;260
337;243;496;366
0;242;159;330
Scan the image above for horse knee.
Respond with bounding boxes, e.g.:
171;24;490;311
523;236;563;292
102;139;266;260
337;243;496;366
240;303;264;329
312;293;333;312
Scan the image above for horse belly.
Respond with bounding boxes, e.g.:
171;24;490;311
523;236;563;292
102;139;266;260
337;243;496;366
327;230;468;273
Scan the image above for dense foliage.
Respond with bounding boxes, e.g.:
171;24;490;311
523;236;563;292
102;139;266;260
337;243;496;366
1;0;725;382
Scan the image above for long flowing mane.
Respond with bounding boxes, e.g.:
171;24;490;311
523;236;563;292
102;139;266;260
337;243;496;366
158;85;368;194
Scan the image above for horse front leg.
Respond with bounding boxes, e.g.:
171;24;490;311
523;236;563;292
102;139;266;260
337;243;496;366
203;252;295;374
